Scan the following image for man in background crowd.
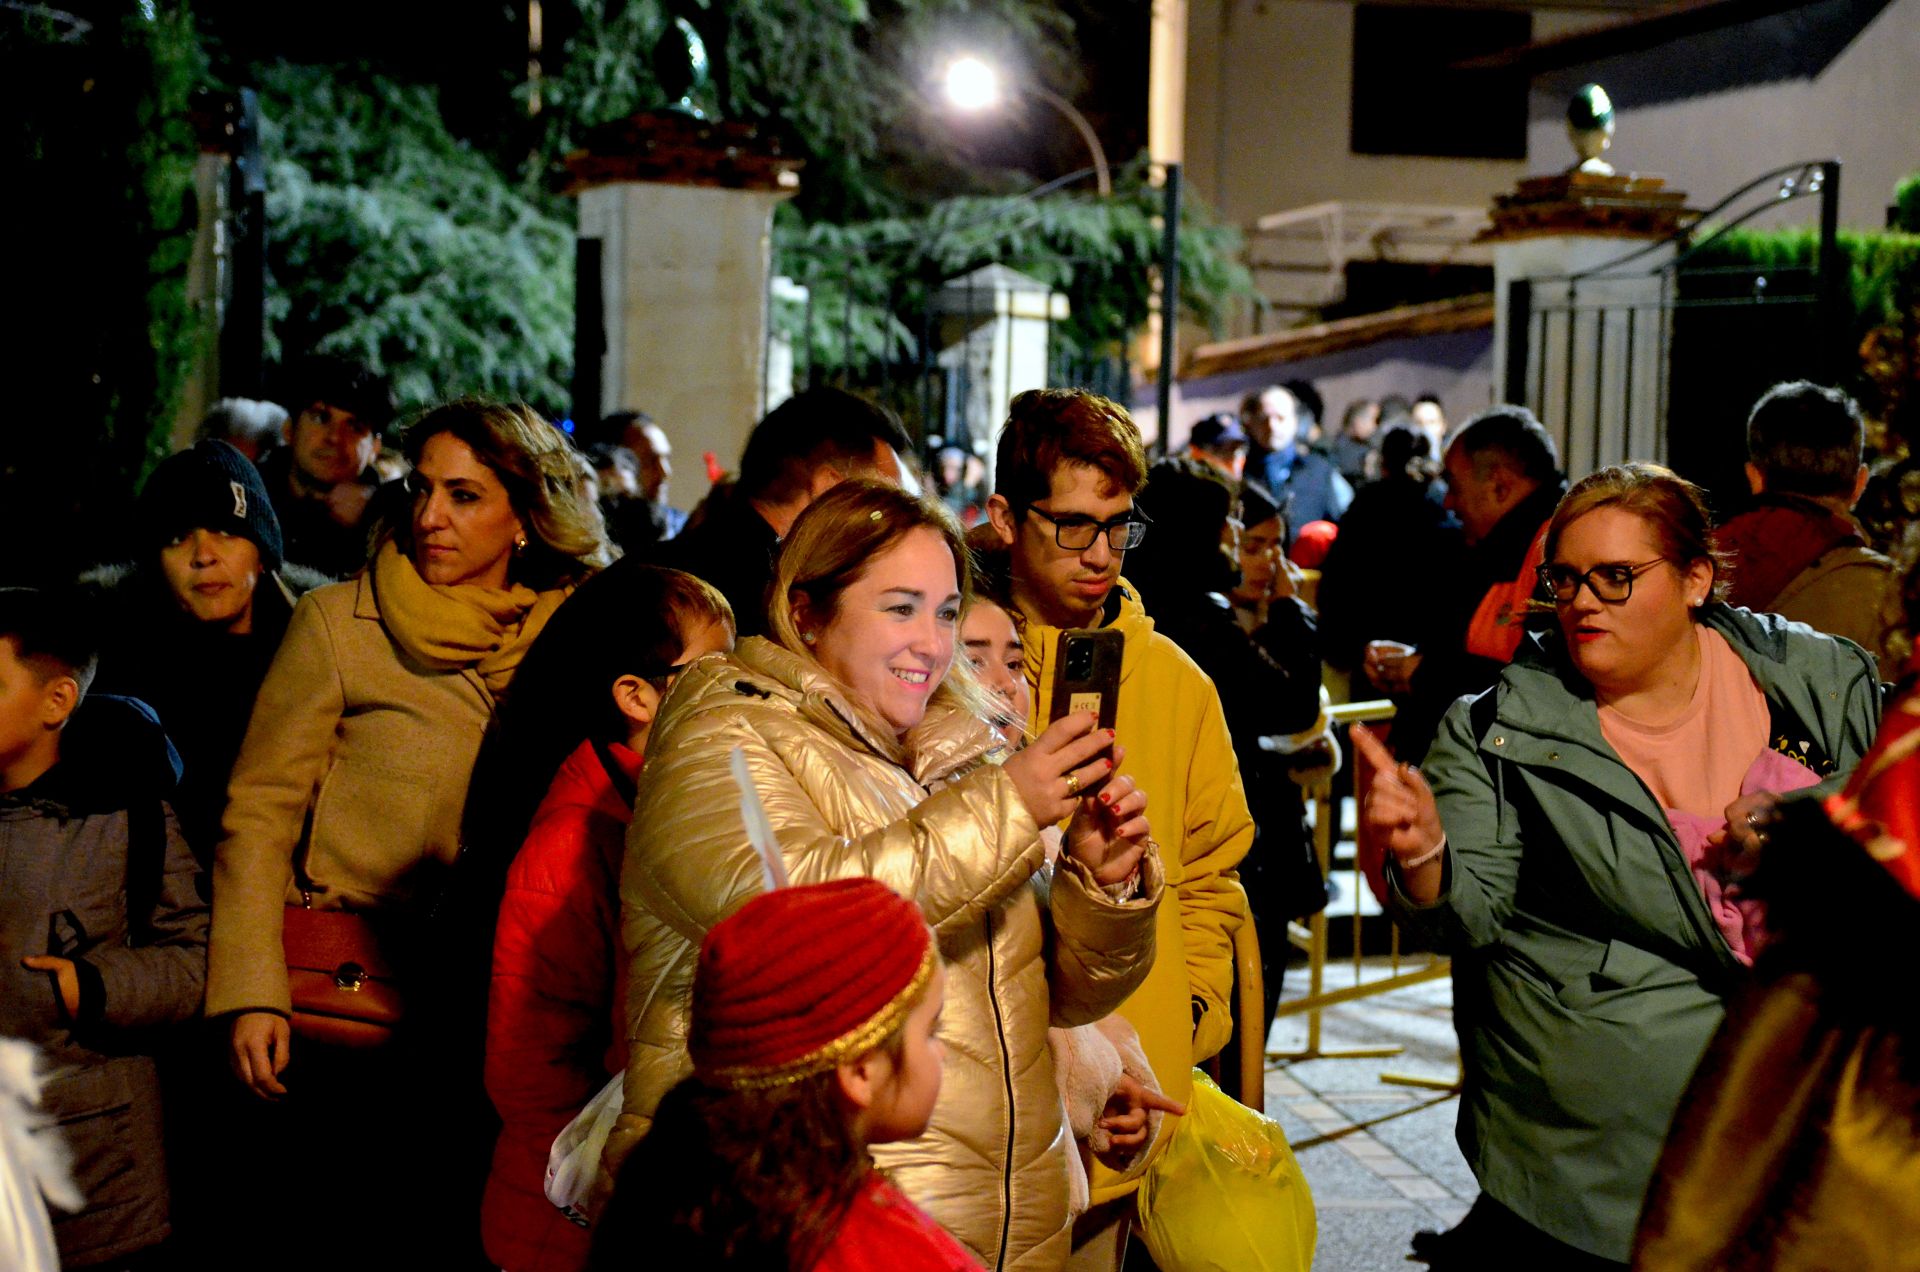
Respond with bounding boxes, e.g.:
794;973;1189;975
1241;384;1351;537
1364;406;1565;763
1718;380;1900;673
195;399;288;463
649;386;910;635
257;355;392;579
1186;412;1249;482
1412;392;1448;458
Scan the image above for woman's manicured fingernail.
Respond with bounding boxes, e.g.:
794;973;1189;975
1105;758;1115;771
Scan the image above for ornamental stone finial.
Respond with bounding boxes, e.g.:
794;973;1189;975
1567;83;1616;176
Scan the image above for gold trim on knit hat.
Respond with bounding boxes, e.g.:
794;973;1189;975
700;941;938;1091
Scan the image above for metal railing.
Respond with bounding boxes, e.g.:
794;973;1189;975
1269;700;1453;1087
1504;159;1844;478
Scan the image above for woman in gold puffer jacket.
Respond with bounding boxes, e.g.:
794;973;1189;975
603;482;1164;1271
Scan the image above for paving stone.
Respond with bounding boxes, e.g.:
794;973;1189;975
1387;1175;1455;1201
1363;1156;1429;1179
1292;1141;1411;1204
1278;955;1478;1271
1267;1071;1310;1099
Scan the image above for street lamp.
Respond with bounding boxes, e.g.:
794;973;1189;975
938;54;1177;452
942;55;1112;197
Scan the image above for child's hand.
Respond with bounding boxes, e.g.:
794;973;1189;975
1092;1073;1186;1167
230;1012;292;1100
21;956;79;1017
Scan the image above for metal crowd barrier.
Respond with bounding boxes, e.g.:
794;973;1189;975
1268;700;1457;1091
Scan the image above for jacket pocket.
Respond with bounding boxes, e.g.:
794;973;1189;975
1554;937;1702;1019
305;754;452;904
46;1061;140;1197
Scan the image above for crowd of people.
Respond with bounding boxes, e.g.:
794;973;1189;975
4;354;1918;1272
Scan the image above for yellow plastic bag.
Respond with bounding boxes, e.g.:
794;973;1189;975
1136;1069;1317;1272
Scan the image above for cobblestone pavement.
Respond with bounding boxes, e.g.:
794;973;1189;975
1265;959;1472;1272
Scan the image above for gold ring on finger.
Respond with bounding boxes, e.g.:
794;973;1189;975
1065;772;1082;797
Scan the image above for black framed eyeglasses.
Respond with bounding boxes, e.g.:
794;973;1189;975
1025;504;1150;551
1536;558;1669;605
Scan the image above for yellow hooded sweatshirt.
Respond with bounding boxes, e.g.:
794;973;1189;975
1019;578;1254;1204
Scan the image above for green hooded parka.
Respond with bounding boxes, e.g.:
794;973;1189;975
1392;605;1881;1262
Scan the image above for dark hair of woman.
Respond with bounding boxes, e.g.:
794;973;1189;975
1375;422;1435;483
1124;457;1238;599
588;1029;909;1272
464;564;735;858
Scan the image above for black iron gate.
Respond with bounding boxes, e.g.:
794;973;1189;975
1504;159;1846;508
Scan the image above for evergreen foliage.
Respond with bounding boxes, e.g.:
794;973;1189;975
1686;227;1920;349
257;65;576;414
0;4;208;582
774;158;1249;377
1895;170;1920;236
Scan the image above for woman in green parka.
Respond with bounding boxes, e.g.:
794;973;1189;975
1358;464;1882;1268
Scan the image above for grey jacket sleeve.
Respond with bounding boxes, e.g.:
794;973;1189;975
84;803;208;1029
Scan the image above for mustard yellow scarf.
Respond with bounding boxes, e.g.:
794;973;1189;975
370;539;569;697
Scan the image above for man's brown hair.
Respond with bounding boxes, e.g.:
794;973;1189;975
992;389;1149;511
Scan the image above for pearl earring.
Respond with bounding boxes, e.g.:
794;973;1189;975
802;631;816;644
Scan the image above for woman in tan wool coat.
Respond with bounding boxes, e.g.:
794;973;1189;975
205;400;610;1266
604;481;1164;1271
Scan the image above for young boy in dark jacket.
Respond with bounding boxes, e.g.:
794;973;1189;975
0;588;208;1269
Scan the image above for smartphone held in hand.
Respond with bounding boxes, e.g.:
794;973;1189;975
1048;629;1124;732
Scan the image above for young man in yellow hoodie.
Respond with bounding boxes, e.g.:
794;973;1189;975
984;388;1254;1261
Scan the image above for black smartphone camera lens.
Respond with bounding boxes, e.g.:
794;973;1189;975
1066;642;1095;679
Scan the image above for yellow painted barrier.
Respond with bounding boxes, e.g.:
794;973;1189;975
1269;700;1456;1090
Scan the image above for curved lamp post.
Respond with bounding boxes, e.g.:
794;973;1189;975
940;55;1178;450
943;56;1112;198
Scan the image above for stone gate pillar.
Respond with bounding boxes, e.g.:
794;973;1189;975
567;114;801;505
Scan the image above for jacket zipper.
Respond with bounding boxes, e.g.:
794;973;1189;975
984;910;1015;1270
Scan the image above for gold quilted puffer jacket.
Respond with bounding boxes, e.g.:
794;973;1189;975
605;637;1163;1270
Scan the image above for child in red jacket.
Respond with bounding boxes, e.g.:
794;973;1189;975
590;877;977;1271
482;567;734;1272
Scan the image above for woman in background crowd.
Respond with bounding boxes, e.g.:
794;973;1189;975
84;441;330;859
1315;422;1465;684
1330;397;1380;486
608;481;1162;1271
1362;463;1880;1268
207;399;610;1266
1125;458;1325;1039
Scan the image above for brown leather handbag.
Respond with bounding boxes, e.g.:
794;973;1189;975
282;903;405;1048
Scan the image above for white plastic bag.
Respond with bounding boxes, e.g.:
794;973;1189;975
0;1039;82;1272
544;1071;625;1226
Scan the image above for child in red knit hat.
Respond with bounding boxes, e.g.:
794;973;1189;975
589;878;977;1271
